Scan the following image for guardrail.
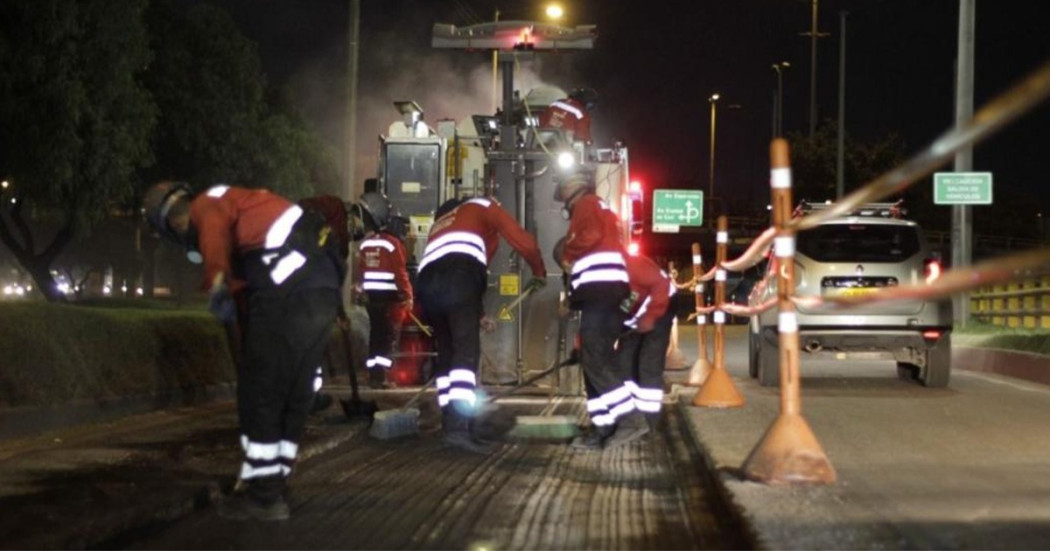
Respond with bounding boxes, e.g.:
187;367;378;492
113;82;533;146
970;274;1050;328
682;59;1050;486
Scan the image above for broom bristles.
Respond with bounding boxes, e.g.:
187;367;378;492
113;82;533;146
369;408;421;440
507;415;579;441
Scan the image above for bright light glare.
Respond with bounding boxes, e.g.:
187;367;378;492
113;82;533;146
557;151;575;170
627;241;640;256
1;180;8;189
103;285;112;295
630;180;642;193
545;4;564;19
136;287;144;296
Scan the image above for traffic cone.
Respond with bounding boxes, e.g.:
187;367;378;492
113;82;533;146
664;315;689;371
687;316;711;386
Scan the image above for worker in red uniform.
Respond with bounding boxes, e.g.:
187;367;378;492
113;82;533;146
614;253;677;444
556;169;632;450
351;191;413;389
538;88;596;144
143;182;342;521
297;194;352;412
416;196;546;453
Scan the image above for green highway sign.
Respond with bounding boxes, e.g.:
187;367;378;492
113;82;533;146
934;172;993;205
652;189;703;233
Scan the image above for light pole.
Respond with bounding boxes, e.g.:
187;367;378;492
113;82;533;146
772;62;790;137
708;93;720;200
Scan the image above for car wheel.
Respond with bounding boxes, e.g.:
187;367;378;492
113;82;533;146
748;329;759;378
757;331;781;387
896;362;919;382
921;333;951;388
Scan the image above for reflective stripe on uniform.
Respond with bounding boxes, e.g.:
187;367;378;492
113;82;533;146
360;238;395;252
630;382;663;413
550;100;584;119
418;231;487;273
570;250;629;290
265;205;304;249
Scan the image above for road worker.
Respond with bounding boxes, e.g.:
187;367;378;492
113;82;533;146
143;182;342;521
298;194;353;412
613;253;677;444
415;195;546;453
555;169;632;449
539;87;597;146
351;191;413;389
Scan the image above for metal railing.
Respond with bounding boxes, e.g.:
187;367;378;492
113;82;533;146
970;273;1050;328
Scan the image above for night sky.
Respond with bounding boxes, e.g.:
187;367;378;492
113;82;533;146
203;0;1049;211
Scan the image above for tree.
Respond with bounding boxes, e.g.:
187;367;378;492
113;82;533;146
142;1;341;200
788;120;907;204
0;0;156;301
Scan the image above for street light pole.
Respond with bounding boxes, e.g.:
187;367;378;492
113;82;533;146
800;0;828;136
708;93;720;200
772;62;790;136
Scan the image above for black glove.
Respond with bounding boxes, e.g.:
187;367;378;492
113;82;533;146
208;284;236;325
527;277;547;291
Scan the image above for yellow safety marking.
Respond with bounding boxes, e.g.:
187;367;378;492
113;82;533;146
498;308;513;321
499;274;520;296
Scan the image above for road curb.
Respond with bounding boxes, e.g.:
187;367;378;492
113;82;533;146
954;346;1050;386
673;393;762;550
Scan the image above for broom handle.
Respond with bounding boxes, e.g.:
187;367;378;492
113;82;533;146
488;354;578;401
501;281;538;312
401;374;439;411
407;311;432;337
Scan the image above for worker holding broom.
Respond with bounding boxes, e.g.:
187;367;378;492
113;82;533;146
143;182;342;521
555;169;634;450
615;253;677;442
415;196;546;453
351;191;413;389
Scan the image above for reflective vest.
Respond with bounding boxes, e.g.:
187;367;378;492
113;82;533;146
563;195;628;291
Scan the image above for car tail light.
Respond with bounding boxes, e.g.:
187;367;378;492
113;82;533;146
922;330;942;340
923;258;942;284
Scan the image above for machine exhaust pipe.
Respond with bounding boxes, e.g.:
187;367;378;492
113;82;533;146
804;340;823;353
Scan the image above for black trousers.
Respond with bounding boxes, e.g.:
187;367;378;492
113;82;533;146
617;307;675;416
365;292;401;370
575;282;629;426
238;285;339;503
416;255;486;417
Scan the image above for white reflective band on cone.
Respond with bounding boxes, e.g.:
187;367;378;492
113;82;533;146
771;168;792;189
714;311;726;324
697;315;707;325
692;255;702;265
779;312;799;333
716;231;728;244
774;237;796;258
715;269;727;282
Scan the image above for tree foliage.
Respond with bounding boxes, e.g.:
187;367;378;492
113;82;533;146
142;1;340;200
0;0;155;300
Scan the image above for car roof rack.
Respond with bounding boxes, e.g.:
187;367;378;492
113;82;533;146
794;199;906;219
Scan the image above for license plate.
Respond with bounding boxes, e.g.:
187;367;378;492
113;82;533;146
835;287;878;297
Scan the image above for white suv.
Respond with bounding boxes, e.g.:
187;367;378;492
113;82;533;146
748;203;953;387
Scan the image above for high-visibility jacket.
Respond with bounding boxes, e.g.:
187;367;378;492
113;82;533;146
539;97;592;143
190;185;308;292
298;195;350;261
623;255;675;332
562;194;628;291
357;231;412;300
418;197;545;278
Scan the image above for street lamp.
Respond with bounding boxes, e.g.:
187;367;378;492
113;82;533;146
545;4;564;20
708;93;720;200
772;62;790;137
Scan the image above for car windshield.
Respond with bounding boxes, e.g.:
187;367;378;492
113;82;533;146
797;223;921;262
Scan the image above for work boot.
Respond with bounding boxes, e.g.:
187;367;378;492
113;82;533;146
604;412;649;449
442;408;493;454
368;369;390;389
471;404;516;442
645;412;663;432
310;392;333;415
571;424;615;450
217;493;290;522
